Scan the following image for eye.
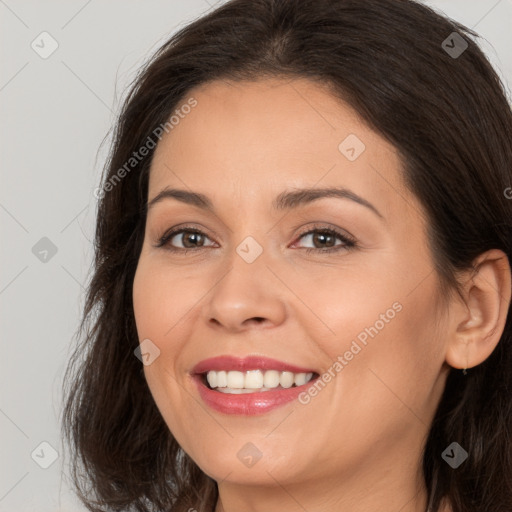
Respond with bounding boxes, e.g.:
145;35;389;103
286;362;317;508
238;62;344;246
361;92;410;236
293;223;357;254
155;223;358;255
155;225;216;252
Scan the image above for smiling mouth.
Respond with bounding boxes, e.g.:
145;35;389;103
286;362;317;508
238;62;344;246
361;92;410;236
200;369;319;394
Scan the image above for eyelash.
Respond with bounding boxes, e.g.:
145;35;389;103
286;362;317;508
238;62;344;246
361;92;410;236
155;223;358;255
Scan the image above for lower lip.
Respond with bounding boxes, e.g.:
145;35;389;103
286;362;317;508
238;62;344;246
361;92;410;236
192;374;317;415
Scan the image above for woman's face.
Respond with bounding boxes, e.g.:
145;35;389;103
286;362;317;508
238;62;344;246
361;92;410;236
133;78;451;500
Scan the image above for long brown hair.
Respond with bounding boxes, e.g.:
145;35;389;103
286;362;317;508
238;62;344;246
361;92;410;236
61;1;512;510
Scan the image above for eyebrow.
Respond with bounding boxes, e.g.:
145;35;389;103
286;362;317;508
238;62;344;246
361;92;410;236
146;186;384;220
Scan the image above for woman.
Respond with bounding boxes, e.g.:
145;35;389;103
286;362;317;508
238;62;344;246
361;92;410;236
62;0;512;511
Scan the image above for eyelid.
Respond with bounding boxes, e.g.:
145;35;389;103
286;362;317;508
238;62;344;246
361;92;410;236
157;221;218;239
291;222;356;246
154;222;357;254
155;223;218;249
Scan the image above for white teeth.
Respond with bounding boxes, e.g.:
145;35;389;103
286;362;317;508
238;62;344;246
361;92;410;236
206;371;217;388
263;370;280;388
295;372;313;386
294;373;307;386
205;369;315;392
217;387;273;394
216;370;227;387
280;371;294;388
244;370;263;388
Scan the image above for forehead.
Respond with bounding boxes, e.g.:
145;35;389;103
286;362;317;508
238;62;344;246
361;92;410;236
148;77;415;220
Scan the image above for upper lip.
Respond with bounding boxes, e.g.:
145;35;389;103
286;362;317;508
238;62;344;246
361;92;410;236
192;355;318;375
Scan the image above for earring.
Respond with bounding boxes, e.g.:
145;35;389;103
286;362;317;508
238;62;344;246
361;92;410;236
463;347;469;375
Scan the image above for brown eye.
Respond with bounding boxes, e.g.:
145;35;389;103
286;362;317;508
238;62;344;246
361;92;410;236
176;231;206;248
156;227;215;251
294;225;357;254
155;224;357;256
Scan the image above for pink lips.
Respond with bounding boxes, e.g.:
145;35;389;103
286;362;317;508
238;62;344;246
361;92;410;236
191;355;319;416
192;355;317;375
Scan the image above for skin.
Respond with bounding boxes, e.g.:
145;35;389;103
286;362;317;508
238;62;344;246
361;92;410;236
132;77;511;512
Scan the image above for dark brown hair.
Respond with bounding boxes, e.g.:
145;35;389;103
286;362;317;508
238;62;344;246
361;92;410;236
61;0;512;510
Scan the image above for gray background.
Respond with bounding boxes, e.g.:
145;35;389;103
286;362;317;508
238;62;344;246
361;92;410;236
1;1;511;510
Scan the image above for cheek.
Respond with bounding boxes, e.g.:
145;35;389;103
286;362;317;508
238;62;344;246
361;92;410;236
132;259;185;408
132;255;198;340
310;263;445;412
133;260;194;446
132;259;156;337
288;262;404;361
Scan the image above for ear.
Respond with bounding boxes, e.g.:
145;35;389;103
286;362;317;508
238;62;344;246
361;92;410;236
445;249;511;371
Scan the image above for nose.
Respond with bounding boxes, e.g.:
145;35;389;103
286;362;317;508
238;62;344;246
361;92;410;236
201;248;287;333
